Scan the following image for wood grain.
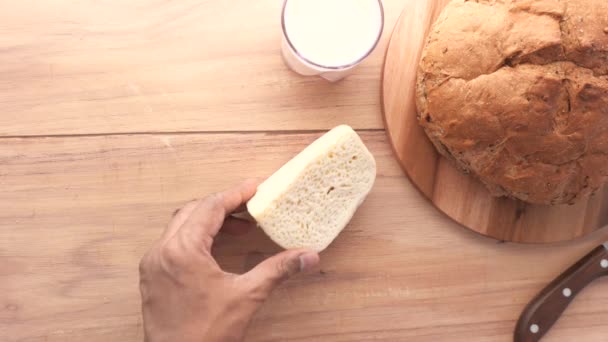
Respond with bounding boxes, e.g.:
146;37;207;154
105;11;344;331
382;0;608;243
0;0;404;137
514;245;608;342
1;132;608;341
2;0;608;341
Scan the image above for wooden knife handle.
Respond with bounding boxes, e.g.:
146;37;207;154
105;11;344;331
514;245;608;342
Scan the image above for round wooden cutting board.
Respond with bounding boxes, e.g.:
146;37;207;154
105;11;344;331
382;0;608;243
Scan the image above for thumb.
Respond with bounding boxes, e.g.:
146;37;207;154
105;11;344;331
241;249;320;299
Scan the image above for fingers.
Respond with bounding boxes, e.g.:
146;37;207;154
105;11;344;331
217;178;261;215
179;179;260;246
161;200;200;242
239;249;319;300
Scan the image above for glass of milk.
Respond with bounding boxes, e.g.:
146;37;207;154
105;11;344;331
281;0;384;82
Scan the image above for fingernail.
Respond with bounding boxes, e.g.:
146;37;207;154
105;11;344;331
299;252;320;272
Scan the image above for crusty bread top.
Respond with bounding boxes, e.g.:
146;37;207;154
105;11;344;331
417;0;608;205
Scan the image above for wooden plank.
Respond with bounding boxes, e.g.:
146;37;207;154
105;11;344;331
1;132;607;341
0;0;405;136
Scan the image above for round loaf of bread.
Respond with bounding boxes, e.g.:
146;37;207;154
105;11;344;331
416;0;608;205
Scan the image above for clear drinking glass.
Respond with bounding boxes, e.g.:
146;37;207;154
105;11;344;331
281;0;384;82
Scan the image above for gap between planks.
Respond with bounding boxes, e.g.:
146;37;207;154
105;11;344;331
0;128;386;140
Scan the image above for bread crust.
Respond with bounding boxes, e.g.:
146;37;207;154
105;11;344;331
416;0;608;204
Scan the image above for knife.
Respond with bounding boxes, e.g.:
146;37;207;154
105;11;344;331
514;242;608;342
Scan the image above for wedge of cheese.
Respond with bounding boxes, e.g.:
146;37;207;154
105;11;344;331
247;125;376;252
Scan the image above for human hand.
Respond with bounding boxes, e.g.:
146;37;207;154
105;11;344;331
139;180;320;342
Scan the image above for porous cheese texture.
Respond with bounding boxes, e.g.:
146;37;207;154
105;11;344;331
417;0;608;205
247;125;376;252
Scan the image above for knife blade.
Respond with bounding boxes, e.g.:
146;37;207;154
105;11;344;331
514;242;608;342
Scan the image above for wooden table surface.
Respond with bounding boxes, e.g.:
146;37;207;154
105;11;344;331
1;1;608;341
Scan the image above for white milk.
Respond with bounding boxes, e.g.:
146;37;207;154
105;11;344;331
281;0;384;81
